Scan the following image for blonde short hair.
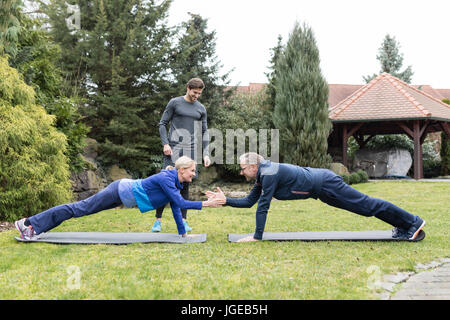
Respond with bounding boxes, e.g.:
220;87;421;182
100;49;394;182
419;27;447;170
239;152;265;165
165;156;196;170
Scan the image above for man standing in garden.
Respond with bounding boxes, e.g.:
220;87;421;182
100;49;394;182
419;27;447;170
207;152;426;242
153;78;211;233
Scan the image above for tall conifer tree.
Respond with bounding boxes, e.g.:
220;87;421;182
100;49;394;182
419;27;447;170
265;34;283;121
364;34;413;83
0;0;22;56
273;22;332;167
168;13;231;123
42;0;174;176
9;12;89;172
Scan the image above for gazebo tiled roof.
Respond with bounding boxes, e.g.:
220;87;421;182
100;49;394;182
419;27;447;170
329;73;450;122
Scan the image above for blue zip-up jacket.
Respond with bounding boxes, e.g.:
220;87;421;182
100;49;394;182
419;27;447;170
225;160;325;240
141;169;203;234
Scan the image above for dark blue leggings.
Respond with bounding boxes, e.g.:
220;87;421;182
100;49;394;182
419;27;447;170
318;170;415;228
28;180;123;234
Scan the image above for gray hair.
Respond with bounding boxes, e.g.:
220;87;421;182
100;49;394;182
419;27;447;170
239;152;265;165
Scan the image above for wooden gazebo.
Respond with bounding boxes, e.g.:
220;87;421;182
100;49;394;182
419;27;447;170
328;73;450;179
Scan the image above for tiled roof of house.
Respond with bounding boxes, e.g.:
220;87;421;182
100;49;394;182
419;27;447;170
228;83;267;94
328;84;363;108
328;73;450;122
436;89;450;101
228;79;450;110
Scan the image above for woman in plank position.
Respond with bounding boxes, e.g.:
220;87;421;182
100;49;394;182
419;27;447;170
207;152;426;242
15;156;222;240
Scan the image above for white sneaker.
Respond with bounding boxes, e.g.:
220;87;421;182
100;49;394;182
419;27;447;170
14;218;38;240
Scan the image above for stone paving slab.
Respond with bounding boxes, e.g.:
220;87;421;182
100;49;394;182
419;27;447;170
388;259;450;300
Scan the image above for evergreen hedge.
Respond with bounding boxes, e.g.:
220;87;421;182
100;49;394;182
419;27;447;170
0;56;72;221
340;170;369;185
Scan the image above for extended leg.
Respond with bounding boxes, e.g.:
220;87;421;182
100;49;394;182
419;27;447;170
28;180;122;234
318;171;416;229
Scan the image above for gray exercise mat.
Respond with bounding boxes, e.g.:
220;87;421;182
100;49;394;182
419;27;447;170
228;230;425;242
15;232;207;244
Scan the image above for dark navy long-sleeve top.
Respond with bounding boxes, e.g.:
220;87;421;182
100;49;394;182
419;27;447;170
225;160;325;240
141;169;203;234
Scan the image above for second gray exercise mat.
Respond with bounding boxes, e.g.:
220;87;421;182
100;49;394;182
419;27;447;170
228;230;425;242
15;232;207;244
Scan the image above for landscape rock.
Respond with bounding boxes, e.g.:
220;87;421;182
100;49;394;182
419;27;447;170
353;148;412;178
386;148;413;176
329;162;349;176
70;138;108;201
108;164;132;182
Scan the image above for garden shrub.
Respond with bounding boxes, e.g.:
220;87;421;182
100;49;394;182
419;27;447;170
212;90;273;180
0;56;72;221
349;172;362;185
341;170;368;185
340;173;350;185
441;132;450;176
423;159;441;178
356;169;369;183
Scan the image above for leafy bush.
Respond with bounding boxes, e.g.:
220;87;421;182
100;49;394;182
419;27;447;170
0;56;72;221
340;170;368;185
340;173;350;185
424;159;441;178
441;132;450;176
356;169;369;183
349;172;361;185
211;89;273;180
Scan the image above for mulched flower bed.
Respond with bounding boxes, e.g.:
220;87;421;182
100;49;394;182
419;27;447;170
0;221;15;232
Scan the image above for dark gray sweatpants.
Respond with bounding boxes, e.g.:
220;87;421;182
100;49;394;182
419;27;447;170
318;170;416;228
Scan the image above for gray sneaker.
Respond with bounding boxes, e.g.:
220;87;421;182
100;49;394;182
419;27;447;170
14;218;38;240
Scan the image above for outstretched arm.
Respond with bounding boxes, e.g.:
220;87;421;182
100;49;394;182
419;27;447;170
206;178;275;241
253;175;277;240
159;100;175;148
169;204;186;235
159;179;203;210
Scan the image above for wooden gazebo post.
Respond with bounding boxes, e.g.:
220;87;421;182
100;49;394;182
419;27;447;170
341;123;363;169
397;120;427;180
342;124;348;169
413;120;422;180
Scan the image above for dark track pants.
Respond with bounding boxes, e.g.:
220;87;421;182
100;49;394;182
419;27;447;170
28;180;122;234
318;170;416;229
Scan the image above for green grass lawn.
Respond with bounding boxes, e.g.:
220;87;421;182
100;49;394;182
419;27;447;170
0;181;449;300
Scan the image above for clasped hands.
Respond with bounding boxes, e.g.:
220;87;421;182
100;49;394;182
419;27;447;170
203;188;258;242
203;187;226;208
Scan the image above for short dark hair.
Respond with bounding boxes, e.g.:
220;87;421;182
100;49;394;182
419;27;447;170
187;78;204;90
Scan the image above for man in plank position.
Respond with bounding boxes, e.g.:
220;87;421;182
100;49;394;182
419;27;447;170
207;153;426;242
